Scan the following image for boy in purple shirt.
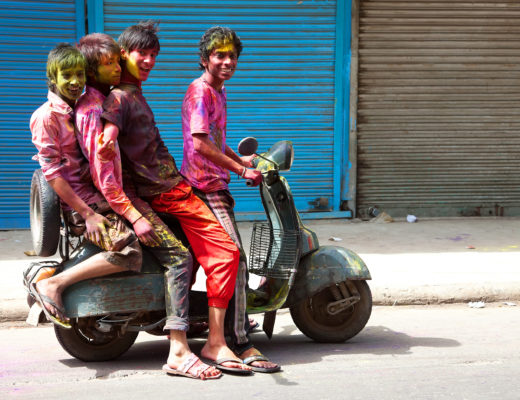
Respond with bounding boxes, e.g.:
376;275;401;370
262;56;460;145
181;26;280;373
30;43;141;329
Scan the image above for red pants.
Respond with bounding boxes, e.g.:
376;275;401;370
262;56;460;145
147;181;239;309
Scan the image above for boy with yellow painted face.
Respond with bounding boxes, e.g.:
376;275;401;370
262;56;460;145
30;43;142;329
74;32;224;380
181;26;280;373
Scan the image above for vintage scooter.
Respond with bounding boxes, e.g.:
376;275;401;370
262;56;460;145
24;137;372;362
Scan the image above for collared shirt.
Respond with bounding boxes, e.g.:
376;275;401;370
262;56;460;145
181;77;230;193
101;82;182;197
74;86;142;224
30;91;103;211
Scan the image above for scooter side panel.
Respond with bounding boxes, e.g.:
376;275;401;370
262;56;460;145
286;245;371;306
62;274;165;318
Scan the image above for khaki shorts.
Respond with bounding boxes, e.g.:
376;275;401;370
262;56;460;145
63;200;142;272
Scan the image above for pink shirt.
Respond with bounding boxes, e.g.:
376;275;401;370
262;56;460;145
181;77;230;193
30;91;103;211
74;86;142;224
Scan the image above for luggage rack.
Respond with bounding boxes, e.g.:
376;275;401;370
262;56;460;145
248;222;299;279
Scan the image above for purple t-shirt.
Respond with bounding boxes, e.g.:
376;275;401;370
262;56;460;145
102;82;182;197
181;77;230;193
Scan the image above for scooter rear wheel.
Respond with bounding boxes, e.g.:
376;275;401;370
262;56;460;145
54;317;138;362
290;280;372;343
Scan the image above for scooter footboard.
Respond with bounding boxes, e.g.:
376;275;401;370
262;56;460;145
286;245;371;306
62;273;165;318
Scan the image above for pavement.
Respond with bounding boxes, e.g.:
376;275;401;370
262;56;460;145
1;216;519;322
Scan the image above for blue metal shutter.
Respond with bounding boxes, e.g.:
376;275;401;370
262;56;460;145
0;0;84;229
99;0;340;217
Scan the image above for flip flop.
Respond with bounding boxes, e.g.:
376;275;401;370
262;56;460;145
162;353;222;380
242;354;281;373
201;357;253;375
29;282;71;329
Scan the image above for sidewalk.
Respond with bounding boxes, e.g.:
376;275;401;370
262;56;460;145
1;217;519;322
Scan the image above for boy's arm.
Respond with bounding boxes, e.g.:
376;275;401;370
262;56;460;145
193;133;262;185
224;144;255;168
31;113;112;249
92;121;160;246
47;177;112;249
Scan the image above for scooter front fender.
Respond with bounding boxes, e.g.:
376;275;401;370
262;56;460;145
286;245;371;306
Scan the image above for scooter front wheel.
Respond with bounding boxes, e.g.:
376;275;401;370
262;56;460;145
54;317;138;362
290;280;372;343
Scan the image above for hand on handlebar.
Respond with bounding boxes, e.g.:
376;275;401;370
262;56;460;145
133;216;161;247
85;212;113;250
240;155;256;168
243;168;263;187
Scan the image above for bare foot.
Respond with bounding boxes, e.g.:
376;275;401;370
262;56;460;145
239;347;279;372
201;343;252;372
35;279;67;321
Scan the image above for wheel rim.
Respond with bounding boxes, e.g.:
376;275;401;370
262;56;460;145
302;287;358;331
71;318;124;346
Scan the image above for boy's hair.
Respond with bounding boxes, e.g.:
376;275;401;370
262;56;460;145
118;20;160;53
76;33;120;82
46;43;86;91
198;26;243;70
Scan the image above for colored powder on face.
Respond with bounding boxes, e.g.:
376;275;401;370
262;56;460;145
214;43;236;53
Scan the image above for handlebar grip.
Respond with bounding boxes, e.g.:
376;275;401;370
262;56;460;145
246;179;254;186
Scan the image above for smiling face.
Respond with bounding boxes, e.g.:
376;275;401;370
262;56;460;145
96;53;121;87
53;64;86;106
201;43;238;89
122;48;157;82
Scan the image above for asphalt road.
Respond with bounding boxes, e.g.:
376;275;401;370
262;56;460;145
1;304;519;400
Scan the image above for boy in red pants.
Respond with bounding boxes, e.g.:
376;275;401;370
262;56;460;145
74;33;221;380
101;22;251;376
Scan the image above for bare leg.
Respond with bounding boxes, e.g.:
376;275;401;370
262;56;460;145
200;306;252;372
34;253;126;321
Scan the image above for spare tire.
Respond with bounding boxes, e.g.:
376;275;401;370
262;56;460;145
30;169;60;256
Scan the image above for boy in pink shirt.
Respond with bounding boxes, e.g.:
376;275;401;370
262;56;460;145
30;44;141;329
181;26;279;373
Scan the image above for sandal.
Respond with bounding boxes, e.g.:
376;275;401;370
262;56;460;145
29;282;71;329
163;353;222;380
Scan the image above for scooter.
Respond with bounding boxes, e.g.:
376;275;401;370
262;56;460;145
24;137;372;362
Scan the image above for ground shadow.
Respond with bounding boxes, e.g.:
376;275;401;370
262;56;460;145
58;324;459;379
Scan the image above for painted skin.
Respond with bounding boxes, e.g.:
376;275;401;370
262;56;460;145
96;53;121;87
201;44;238;90
122;48;157;82
53;65;86;107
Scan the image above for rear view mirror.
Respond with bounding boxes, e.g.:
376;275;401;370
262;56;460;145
237;137;258;156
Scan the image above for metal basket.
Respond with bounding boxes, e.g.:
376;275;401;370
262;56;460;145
248;222;300;279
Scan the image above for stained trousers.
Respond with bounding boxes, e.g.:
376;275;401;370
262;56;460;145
146;181;240;310
193;188;254;354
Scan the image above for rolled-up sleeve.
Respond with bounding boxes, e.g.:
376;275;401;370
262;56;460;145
30;112;64;181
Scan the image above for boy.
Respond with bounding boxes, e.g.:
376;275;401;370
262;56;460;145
181;26;280;373
100;22;251;375
29;43;141;329
75;33;220;380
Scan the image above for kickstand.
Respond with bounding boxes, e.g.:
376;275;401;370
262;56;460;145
262;310;277;339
